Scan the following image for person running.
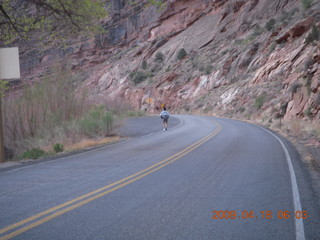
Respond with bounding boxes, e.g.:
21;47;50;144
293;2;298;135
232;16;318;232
160;107;170;131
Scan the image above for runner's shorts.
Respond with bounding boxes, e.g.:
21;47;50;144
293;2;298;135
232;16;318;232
162;116;169;123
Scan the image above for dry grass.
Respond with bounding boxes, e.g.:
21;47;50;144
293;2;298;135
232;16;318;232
303;120;320;139
4;73;88;155
268;118;320;148
64;136;122;152
288;119;304;136
295;119;319;141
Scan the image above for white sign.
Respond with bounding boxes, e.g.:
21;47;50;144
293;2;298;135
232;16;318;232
0;47;20;79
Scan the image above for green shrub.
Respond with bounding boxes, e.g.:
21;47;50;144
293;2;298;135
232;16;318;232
304;57;314;70
191;60;198;69
235;39;243;45
304;106;312;118
204;65;213;75
230;77;239;83
289;83;302;94
155;52;165;62
291;8;300;15
176;48;187;60
22;148;45;159
280;102;288;115
238;106;246;113
221;50;229;56
305;24;319;44
150;64;162;73
0;80;9;98
53;143;64;153
255;95;265;110
278;40;287;48
280;11;290;23
141;60;147;70
130;71;148;85
268;42;276;54
265;19;276;31
134;71;148;84
78;106;114;137
239;57;252;68
314;94;320;107
305;76;312;95
301;0;312;9
129;71;136;79
252;24;263;36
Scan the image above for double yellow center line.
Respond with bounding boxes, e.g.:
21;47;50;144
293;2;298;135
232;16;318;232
0;121;221;240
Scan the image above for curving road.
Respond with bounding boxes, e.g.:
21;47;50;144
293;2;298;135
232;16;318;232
0;115;319;240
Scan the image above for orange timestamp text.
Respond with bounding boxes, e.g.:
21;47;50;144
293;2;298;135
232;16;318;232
211;210;308;220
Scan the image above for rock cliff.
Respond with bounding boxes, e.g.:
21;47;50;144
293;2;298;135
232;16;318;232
13;0;320;122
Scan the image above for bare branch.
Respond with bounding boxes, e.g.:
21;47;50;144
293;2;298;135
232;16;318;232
0;3;25;39
57;0;81;30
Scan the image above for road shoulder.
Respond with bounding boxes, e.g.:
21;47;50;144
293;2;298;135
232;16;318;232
0;115;182;172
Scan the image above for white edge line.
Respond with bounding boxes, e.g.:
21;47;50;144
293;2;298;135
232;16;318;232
2;116;184;174
259;126;306;240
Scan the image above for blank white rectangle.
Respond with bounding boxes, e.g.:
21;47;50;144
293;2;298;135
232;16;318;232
0;47;20;79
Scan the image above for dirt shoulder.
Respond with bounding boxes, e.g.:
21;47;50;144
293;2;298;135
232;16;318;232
285;134;320;196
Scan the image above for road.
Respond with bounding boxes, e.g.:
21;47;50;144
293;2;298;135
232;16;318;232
0;115;319;240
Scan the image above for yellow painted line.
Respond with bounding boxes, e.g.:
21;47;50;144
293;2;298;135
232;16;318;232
0;122;221;240
0;124;220;236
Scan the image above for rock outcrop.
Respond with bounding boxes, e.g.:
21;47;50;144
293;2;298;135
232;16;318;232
9;0;320;121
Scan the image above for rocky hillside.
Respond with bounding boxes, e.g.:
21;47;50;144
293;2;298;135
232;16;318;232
16;0;320;123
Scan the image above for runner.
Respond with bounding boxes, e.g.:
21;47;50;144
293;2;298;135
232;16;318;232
160;107;170;131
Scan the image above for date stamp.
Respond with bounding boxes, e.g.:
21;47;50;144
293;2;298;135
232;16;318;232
211;210;308;220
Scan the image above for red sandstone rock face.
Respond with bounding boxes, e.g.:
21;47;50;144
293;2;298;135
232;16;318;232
286;88;309;118
15;0;320;121
276;17;315;44
148;0;208;42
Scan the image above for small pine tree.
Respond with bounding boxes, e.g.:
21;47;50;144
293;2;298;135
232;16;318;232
176;48;187;60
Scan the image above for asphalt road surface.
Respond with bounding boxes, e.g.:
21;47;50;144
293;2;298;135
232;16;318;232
0;115;319;240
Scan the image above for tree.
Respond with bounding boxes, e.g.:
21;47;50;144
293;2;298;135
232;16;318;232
0;0;107;45
0;0;168;46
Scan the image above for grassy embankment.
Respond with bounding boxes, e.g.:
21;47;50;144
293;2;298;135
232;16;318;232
3;72;144;161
